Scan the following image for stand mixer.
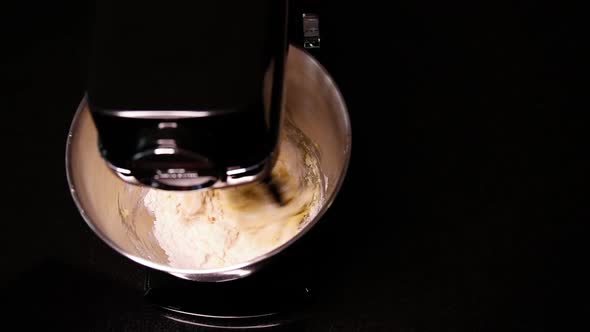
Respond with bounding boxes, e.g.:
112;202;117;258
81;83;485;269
67;0;351;324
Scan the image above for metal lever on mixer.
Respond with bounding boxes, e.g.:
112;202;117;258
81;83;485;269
302;13;321;49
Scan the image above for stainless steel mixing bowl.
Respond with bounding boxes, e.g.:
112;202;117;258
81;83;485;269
66;46;351;282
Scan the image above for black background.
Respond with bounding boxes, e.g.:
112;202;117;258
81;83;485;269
1;0;588;330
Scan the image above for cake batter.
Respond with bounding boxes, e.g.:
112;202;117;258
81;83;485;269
143;123;322;269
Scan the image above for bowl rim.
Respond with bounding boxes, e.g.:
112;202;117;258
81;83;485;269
65;45;352;279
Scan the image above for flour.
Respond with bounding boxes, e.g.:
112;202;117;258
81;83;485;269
143;124;322;269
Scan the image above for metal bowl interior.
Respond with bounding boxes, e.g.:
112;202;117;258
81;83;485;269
66;46;351;282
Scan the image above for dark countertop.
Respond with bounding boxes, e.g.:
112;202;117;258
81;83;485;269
2;1;587;331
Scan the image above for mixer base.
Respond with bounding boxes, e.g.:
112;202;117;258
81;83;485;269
143;268;314;329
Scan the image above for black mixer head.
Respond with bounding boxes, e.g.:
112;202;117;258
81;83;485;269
87;0;289;190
